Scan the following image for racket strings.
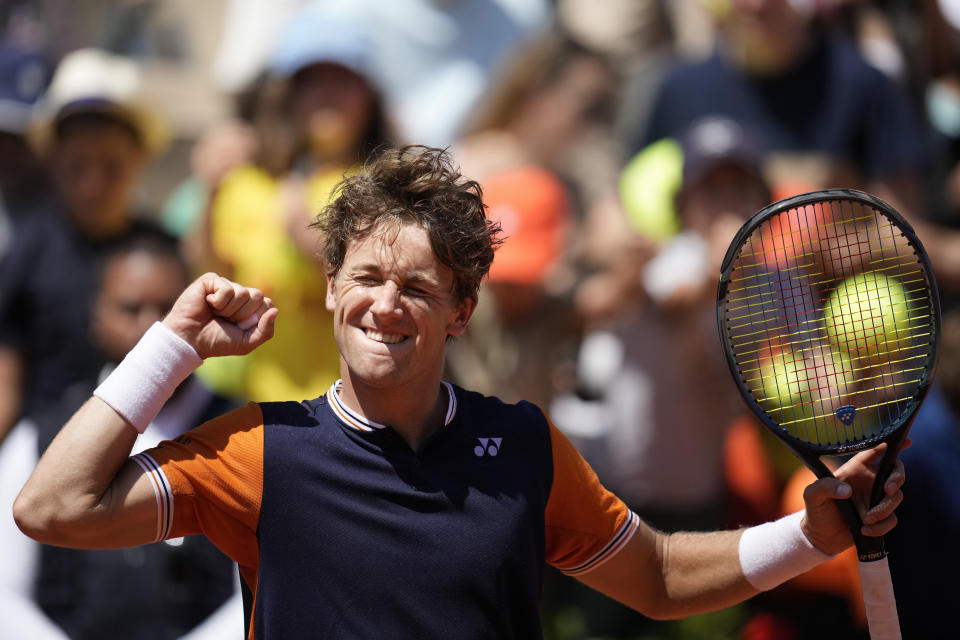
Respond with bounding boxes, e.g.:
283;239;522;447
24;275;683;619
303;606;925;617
723;198;936;448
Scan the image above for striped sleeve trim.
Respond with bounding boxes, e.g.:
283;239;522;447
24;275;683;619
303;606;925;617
558;510;641;577
131;452;174;542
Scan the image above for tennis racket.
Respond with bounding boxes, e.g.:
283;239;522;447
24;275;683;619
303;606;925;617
716;189;940;640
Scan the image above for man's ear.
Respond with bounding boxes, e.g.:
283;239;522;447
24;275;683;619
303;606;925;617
325;274;337;312
446;296;477;337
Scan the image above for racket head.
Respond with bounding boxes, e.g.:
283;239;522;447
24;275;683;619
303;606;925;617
717;189;940;459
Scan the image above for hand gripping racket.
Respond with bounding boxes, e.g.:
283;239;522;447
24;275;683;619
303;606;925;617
716;189;940;640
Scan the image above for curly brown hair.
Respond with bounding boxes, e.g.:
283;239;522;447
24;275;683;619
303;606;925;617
312;145;502;302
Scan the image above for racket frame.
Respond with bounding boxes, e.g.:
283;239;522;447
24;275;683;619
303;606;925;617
716;188;940;561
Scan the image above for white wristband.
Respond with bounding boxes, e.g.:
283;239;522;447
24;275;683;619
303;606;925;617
94;322;203;433
738;510;834;591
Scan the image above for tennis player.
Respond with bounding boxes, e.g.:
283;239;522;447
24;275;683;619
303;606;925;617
14;146;905;639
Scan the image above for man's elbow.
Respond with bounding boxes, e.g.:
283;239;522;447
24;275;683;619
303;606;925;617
12;487;72;545
13;488;45;540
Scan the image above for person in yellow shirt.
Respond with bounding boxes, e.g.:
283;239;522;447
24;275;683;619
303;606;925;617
198;4;393;401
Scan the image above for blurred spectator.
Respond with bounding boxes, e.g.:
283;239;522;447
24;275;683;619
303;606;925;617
545;116;773;638
880;0;960;306
454;28;625;327
456;29;618;226
444;165;579;410
632;0;928;232
622;0;960;295
211;0;552;147
0;226;242;640
555;0;717;159
0;40;51;257
0;47;168;444
562;116;771;531
447;27;627;412
884;308;960;637
188;3;393;402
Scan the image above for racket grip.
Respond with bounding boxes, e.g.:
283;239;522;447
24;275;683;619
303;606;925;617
858;557;901;640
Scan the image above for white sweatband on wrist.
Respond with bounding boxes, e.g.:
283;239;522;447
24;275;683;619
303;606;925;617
738;510;834;591
94;322;203;433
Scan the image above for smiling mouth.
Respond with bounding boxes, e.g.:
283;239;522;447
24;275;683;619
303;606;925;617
365;329;406;344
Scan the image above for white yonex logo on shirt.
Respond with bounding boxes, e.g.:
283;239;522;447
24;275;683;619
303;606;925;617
474;437;502;457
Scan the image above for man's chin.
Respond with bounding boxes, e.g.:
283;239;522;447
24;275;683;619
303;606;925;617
346;362;403;389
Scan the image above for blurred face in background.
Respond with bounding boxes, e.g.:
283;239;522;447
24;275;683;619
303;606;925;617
712;0;809;74
92;250;187;364
52;115;146;238
680;163;770;233
677;162;771;269
291;62;376;163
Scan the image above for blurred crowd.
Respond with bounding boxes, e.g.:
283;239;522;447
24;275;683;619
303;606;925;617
1;1;959;639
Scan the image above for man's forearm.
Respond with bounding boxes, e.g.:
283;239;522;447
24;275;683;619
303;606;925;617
654;528;756;617
579;513;834;620
577;522;756;620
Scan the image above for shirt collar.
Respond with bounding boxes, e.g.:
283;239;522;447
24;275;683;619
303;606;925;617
326;379;457;432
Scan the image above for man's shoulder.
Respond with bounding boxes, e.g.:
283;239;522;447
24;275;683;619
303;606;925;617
452;384;543;412
258;396;330;429
449;384;549;435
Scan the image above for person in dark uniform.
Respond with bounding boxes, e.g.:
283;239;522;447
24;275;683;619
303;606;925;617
1;227;241;640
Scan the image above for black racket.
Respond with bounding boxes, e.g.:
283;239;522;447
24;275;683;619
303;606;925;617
717;189;940;640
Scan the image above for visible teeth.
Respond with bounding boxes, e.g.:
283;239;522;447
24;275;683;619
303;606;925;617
366;329;404;344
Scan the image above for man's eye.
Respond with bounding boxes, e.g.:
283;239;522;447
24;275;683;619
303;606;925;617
402;286;430;298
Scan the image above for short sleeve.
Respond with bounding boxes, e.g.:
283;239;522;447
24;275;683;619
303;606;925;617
132;402;264;568
544;421;640;577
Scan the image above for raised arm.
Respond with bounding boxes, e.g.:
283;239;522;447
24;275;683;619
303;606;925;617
578;444;905;619
13;273;277;549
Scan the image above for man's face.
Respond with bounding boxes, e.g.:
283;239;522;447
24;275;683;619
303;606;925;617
52;120;145;238
326;222;475;390
92;252;186;364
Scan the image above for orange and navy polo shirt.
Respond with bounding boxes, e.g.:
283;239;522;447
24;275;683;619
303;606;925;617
134;381;639;639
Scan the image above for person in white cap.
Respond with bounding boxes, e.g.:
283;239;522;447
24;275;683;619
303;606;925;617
0;48;168;446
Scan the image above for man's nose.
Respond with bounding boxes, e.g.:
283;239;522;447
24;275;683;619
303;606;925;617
370;281;402;316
